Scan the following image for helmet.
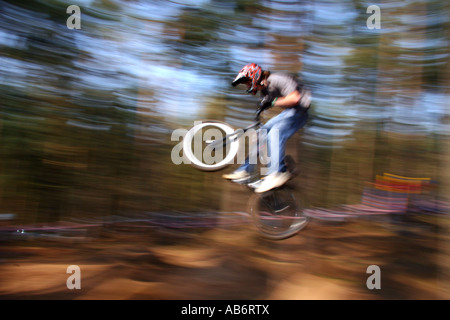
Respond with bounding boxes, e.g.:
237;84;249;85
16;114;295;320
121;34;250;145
231;63;262;94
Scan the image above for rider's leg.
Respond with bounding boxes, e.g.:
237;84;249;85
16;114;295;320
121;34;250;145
255;109;308;193
222;144;258;180
266;108;308;175
224;109;307;182
222;137;259;179
223;125;264;179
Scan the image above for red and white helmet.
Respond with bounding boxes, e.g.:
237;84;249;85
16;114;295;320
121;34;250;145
232;63;262;94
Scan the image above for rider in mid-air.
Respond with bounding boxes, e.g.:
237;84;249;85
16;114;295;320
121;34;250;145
223;63;310;193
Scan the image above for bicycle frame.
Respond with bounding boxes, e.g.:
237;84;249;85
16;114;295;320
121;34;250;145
205;111;262;151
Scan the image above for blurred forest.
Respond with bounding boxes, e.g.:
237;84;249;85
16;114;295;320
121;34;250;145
0;0;448;224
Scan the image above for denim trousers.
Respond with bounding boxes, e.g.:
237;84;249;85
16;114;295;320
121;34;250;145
238;107;308;175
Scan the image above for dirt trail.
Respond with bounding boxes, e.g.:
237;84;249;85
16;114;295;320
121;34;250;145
0;213;449;300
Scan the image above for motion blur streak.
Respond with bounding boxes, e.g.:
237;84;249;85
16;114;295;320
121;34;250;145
0;0;449;300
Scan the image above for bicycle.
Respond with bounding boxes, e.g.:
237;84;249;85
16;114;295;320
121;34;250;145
182;109;310;240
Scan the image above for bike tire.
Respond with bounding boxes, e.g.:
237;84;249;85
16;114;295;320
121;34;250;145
183;120;240;171
248;187;309;240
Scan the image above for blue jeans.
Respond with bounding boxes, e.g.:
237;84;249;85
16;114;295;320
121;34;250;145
238;107;308;175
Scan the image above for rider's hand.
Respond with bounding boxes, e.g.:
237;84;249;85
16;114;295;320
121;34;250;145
258;94;274;113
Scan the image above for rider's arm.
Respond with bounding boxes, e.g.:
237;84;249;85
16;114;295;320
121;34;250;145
272;90;301;108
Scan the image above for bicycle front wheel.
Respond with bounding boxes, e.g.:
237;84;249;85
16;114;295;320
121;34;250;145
249;187;309;240
183;121;240;171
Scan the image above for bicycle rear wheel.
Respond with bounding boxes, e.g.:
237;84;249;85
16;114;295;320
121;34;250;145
248;187;309;240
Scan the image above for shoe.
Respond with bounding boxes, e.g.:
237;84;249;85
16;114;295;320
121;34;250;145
254;171;291;193
222;170;250;181
247;178;264;189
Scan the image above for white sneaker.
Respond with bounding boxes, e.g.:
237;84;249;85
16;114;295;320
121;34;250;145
254;171;291;193
222;170;250;181
247;178;264;189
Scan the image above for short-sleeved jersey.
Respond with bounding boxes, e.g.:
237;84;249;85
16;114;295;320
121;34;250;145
265;73;303;98
261;73;310;115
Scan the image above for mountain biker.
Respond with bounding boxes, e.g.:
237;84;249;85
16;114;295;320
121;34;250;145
222;63;310;193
